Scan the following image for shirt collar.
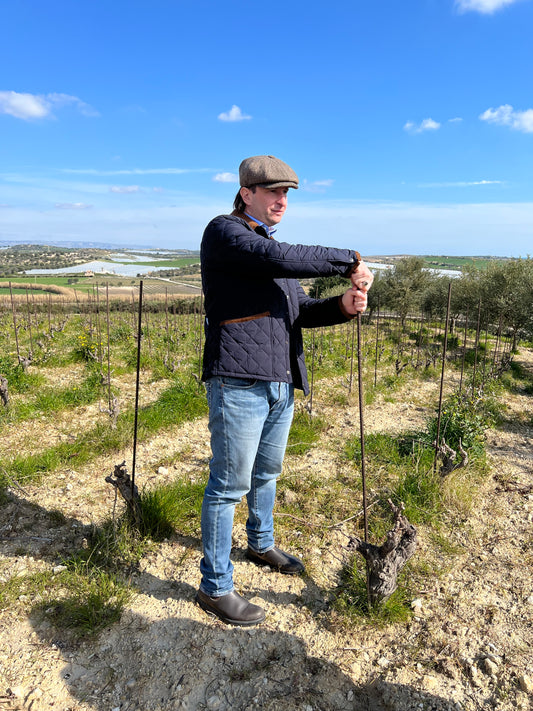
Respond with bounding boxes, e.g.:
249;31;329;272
244;212;277;237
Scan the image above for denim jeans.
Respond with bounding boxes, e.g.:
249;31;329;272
200;376;295;597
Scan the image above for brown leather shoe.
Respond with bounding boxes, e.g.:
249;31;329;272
195;589;265;626
246;546;305;575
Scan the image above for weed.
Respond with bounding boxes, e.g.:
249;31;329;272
36;562;132;635
286;409;327;456
335;555;413;624
426;390;495;455
0;376;207;483
0;355;42;393
138;477;206;539
392;466;443;525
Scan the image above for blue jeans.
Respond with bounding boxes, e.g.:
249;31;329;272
200;377;295;597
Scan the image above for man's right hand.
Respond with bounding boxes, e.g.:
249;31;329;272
349;260;374;293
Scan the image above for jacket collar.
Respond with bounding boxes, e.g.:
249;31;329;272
231;210;273;239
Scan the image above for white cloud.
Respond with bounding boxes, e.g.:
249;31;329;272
302;179;334;193
448;117;463;123
110;185;141;193
55;202;93;209
2;197;532;257
213;172;238;183
404;118;441;134
217;105;252;122
480;104;533;133
62;167;209;175
455;0;522;14
418;180;503;187
0;90;99;120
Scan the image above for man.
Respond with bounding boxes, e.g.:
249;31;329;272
196;155;373;626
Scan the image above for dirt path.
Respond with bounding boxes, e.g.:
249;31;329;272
1;351;532;710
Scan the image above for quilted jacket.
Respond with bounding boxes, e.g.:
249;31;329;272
200;212;360;395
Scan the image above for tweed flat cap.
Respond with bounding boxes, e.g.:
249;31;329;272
239;155;299;189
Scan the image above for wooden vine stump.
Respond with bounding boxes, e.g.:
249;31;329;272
101;396;120;428
0;376;8;407
105;460;141;524
348;499;417;605
435;438;469;476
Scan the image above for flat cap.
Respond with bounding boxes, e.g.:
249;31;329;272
239;155;299;189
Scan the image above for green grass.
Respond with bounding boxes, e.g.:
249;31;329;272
0;368;107;428
138;477;206;539
335;556;413;624
36;562;132;635
0;562;132;637
0;376;207;486
286;409;328;455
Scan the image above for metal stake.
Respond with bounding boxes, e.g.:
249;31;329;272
433;281;452;473
131;281;144;496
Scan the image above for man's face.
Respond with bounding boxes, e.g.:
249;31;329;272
240;186;289;227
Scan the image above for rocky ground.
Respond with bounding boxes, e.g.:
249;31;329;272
1;350;532;711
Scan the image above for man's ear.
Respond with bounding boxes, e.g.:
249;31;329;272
240;186;250;206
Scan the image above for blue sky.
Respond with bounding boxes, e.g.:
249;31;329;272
1;0;532;256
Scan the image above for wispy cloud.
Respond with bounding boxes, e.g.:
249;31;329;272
301;179;334;193
55;202;93;209
213;172;238;183
110;185;140;194
62;167;211;175
448;117;463;123
480;104;533;133
455;0;522;14
217;105;252;122
404;118;441;134
0;90;99;120
418;180;503;188
2;198;532;256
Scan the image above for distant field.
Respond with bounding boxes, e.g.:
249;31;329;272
0;276;133;296
420;256;500;270
130;257;200;268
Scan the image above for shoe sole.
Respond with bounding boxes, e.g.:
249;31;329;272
195;594;265;626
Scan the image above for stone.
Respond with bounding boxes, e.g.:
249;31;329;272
7;686;24;699
157;466;169;476
422;675;439;691
518;673;533;694
483;657;498;676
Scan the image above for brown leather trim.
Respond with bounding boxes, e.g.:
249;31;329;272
231;210;260;230
231;211;272;239
220;311;271;326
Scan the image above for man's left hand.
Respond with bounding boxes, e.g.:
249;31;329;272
341;286;368;315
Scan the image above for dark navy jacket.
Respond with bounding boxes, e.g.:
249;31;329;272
201;213;360;395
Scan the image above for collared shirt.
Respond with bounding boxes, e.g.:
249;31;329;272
244;212;277;238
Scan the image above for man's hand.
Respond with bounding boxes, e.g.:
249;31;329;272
342;261;374;315
341;286;368;315
349;260;374;293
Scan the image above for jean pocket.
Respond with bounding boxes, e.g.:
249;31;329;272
221;376;258;389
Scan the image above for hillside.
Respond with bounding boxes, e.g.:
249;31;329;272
1;342;532;711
